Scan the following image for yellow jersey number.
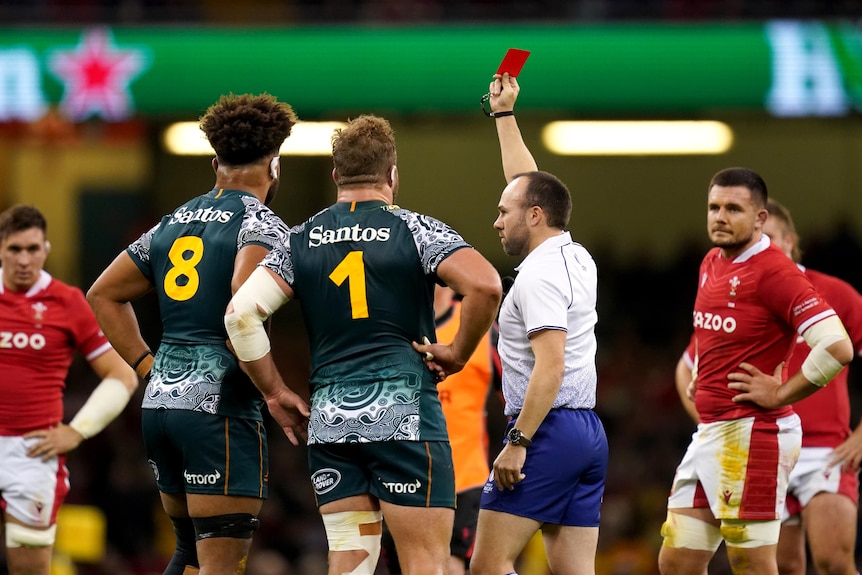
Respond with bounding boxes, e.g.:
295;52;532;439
329;250;369;319
164;236;204;301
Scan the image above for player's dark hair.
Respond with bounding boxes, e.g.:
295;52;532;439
0;204;47;243
709;167;768;208
513;171;572;230
766;198;802;263
200;93;297;166
331;115;397;187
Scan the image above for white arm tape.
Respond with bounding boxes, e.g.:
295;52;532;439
225;266;289;362
800;315;849;387
69;377;132;439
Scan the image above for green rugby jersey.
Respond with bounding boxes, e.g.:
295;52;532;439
128;188;290;419
262;200;470;443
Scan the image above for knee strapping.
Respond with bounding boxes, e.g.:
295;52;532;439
193;513;260;541
721;518;781;548
660;511;722;552
322;510;383;575
5;523;57;548
163;516;199;574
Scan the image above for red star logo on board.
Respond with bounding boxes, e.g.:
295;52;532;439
48;28;148;121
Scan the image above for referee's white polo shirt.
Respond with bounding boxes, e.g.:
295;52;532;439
498;231;599;417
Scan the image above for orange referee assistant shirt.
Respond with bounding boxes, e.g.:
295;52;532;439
436;300;501;492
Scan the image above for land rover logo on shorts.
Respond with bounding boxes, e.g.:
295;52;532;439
311;468;341;495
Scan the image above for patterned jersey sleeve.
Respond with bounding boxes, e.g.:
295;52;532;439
126;221;160;282
260;221;300;286
66;286;112;361
237;197;291;252
393;210;471;275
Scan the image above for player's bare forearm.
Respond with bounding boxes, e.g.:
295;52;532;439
242;354;290;398
87;252;154;364
242;354;310;445
436;249;502;371
90;299;150;366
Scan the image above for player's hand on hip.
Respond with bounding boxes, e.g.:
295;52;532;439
727;361;784;408
412;337;463;382
24;424;84;461
265;388;310;446
686;377;698;402
829;431;862;472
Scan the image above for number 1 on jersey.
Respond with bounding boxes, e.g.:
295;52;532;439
329;251;369;319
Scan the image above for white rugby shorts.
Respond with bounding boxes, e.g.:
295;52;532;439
0;435;69;526
668;414;801;520
783;446;859;521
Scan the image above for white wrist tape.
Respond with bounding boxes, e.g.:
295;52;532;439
69;377;132;439
800;315;849;387
225;266;289;362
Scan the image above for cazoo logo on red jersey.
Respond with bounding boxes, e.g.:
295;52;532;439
0;331;46;350
693;311;737;333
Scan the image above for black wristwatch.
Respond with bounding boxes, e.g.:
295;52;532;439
507;427;532;447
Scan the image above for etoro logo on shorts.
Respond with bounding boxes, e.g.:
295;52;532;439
381;479;422;494
311;468;341;495
184;469;222;485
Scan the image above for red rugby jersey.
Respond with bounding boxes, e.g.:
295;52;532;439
692;237;836;423
784;268;862;447
0;271;111;435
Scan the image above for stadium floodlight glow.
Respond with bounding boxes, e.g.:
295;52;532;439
162;121;347;156
542;121;733;155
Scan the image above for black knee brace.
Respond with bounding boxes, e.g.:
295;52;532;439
192;513;260;541
163;516;199;574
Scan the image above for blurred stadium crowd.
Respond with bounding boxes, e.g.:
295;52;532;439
2;0;862;24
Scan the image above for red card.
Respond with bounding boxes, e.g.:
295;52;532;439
496;48;530;77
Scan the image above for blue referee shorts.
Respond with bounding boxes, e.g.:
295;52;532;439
480;408;608;526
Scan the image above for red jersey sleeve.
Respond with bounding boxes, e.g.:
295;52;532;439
65;287;111;361
756;257;836;336
787;268;861;446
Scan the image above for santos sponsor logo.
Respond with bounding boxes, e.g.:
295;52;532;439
308;224;390;247
693;311;737;333
169;206;233;225
311;468;341;495
381;479;422;494
184;469;222;485
0;331;46;350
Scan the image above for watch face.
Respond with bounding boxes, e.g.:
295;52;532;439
507;427;530;446
507;428;522;444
